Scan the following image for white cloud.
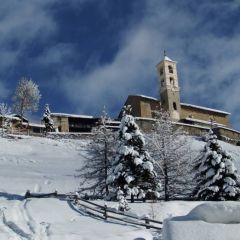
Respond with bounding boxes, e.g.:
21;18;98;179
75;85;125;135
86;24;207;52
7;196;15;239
59;1;240;129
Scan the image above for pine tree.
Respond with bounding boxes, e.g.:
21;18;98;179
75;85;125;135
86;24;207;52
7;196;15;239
193;130;240;200
148;110;192;201
42;104;54;132
107;106;160;202
77;108;116;198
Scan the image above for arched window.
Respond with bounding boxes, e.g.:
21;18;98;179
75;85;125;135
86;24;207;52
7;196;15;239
170;77;174;86
168;65;173;73
160;67;164;75
173;102;177;110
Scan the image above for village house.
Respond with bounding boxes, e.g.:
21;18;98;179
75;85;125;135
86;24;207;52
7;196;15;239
0;114;45;135
50;113;120;133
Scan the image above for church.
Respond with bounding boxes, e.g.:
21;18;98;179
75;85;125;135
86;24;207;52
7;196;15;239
47;54;240;145
121;54;240;144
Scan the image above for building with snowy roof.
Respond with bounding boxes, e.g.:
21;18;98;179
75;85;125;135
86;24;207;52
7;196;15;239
51;113;120;133
121;54;240;144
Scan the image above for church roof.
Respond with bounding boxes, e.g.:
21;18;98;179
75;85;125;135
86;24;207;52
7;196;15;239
51;113;94;119
134;94;159;101
181;103;230;115
163;55;175;62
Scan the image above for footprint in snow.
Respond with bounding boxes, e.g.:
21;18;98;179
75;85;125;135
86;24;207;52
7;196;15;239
44;179;51;185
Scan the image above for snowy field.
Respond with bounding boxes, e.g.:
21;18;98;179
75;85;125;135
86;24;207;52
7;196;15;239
0;135;239;239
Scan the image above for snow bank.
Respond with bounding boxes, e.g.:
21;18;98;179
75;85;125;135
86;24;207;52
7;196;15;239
186;202;240;223
163;202;240;240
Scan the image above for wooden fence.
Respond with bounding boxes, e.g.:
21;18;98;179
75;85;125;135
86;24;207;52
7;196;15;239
25;191;162;230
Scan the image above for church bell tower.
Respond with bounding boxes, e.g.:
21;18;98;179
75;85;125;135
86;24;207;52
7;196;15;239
156;53;181;120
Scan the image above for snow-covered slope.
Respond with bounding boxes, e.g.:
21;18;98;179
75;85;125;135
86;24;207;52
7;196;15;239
0;135;84;194
0;135;239;239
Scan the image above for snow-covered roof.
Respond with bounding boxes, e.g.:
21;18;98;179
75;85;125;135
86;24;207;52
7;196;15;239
163;55;175;62
134;95;158;101
2;115;20;120
185;117;225;127
22;122;45;128
135;117;155;121
106;120;121;124
51;113;94;119
181;103;230;115
29;123;45;128
135;117;211;130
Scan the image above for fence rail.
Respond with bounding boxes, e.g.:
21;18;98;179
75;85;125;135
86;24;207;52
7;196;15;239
25;191;162;230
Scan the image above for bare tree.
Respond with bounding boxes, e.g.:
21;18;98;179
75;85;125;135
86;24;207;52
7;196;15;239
148;110;192;200
13;77;41;123
0;103;11;136
77;108;116;198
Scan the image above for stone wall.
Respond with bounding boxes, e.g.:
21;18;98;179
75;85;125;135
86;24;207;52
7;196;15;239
122;95;160;119
180;105;229;127
52;116;69;132
213;127;240;145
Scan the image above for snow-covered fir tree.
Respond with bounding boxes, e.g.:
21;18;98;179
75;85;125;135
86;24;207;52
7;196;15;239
107;106;160;202
77;108;116;198
193;130;240;200
42;104;54;132
148;110;192;201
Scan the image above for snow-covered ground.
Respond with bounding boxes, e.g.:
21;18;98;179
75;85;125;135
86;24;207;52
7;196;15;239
0;135;239;239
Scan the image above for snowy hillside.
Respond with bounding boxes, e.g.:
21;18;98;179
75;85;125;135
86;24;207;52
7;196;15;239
0;135;239;239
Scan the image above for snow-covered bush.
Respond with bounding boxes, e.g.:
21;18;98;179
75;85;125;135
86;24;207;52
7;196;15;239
107;106;160;202
193;130;240;200
117;188;130;211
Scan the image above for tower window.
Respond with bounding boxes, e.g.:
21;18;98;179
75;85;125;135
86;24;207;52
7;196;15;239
170;77;174;86
160;67;163;75
168;65;173;73
173;102;177;110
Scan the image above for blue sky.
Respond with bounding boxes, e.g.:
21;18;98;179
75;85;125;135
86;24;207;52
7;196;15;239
1;0;240;130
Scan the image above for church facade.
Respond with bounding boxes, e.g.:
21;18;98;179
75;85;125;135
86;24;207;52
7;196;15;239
121;55;240;144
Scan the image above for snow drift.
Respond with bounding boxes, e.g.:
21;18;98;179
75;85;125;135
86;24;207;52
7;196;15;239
163;202;240;240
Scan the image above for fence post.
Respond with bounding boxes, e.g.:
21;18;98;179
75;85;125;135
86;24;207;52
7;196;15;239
54;189;58;197
103;203;108;220
25;190;31;198
74;193;79;204
145;216;150;229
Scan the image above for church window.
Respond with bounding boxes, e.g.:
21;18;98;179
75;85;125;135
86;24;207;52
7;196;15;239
173;102;177;110
168;65;173;73
170;77;174;86
160;68;164;75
